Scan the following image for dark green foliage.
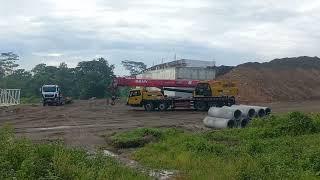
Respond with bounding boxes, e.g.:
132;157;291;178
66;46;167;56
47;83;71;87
0;126;149;180
0;53;115;101
121;60;147;76
249;112;318;138
0;52;19;78
112;112;320;179
118;87;130;99
76;58;114;99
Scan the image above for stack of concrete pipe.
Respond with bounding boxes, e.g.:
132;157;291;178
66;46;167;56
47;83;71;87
203;105;271;129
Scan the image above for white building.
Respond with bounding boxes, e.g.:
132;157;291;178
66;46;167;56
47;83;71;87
137;59;216;98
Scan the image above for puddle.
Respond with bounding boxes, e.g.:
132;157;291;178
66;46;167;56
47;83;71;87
28;124;97;131
148;169;177;180
103;150;177;180
103;150;117;157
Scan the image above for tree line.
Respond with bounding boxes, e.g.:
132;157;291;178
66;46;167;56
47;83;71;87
0;52;148;102
0;52;115;100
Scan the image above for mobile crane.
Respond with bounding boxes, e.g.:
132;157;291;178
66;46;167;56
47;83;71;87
111;77;238;111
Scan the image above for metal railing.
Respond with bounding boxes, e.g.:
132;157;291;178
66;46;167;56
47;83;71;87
0;89;21;106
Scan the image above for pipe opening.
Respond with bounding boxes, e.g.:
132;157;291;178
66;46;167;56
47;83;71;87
247;109;256;118
233;110;242;120
227;120;235;128
241;119;249;128
265;108;271;115
257;109;266;118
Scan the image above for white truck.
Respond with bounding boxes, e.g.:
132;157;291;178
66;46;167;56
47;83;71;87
40;85;65;106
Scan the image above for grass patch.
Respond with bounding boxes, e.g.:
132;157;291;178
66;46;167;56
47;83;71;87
20;96;41;104
0;126;149;180
113;112;320;179
108;128;167;148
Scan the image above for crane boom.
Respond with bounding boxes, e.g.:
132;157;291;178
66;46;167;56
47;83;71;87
113;77;202;88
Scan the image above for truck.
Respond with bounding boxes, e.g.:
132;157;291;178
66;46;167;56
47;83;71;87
40;85;65;106
111;77;238;111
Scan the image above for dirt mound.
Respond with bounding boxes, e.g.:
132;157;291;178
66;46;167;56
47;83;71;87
216;65;234;77
219;56;320;103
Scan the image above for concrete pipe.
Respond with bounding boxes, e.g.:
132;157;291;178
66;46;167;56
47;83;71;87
203;116;235;129
234;105;266;118
240;118;250;128
231;105;256;119
264;107;272;115
208;106;242;120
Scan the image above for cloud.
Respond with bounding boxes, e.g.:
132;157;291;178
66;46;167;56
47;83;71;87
32;52;63;57
0;0;319;75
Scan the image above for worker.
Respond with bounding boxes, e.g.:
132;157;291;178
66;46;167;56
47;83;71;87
111;95;116;105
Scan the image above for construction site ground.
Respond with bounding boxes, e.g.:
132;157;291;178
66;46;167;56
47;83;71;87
1;99;320;150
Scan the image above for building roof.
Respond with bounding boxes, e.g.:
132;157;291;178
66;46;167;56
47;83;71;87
145;59;216;72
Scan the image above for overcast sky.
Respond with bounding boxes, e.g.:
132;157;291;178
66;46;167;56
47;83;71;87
1;0;319;75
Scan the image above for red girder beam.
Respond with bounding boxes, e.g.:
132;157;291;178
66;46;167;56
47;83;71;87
113;77;201;88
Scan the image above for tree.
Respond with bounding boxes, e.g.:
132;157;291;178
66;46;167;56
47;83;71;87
31;64;59;86
76;58;114;99
0;56;115;101
0;52;19;78
121;60;147;76
4;69;32;96
55;63;77;97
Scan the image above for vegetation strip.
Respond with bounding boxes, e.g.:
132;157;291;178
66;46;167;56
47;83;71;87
0;126;149;180
110;112;320;179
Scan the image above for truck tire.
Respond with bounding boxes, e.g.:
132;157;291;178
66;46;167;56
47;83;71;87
60;98;65;105
158;102;168;111
144;102;155;112
195;101;208;111
208;102;217;108
228;96;236;106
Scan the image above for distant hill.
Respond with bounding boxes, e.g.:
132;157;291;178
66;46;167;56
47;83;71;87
219;56;320;103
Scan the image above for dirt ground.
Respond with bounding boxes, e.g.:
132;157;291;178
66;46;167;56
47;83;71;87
1;99;320;150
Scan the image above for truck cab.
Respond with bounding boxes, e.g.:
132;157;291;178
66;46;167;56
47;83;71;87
127;88;164;107
40;85;64;106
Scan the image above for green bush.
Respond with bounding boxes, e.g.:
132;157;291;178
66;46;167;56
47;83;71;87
270;112;316;136
247;112;319;138
0;126;149;180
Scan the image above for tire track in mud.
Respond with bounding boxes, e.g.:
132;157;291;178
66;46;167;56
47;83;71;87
0;100;207;149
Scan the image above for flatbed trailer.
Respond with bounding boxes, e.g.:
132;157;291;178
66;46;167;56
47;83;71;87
140;96;236;111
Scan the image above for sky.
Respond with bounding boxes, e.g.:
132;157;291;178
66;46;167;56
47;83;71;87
1;0;320;75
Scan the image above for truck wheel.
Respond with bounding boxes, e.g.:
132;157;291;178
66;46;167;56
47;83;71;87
144;102;155;112
43;102;46;106
195;101;208;111
208;102;217;108
158;102;168;111
228;97;236;106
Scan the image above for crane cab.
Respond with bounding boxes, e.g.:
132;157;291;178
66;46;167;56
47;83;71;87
127;88;164;106
194;81;238;97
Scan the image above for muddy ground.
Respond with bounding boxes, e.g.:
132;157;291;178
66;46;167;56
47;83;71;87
1;99;320;150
